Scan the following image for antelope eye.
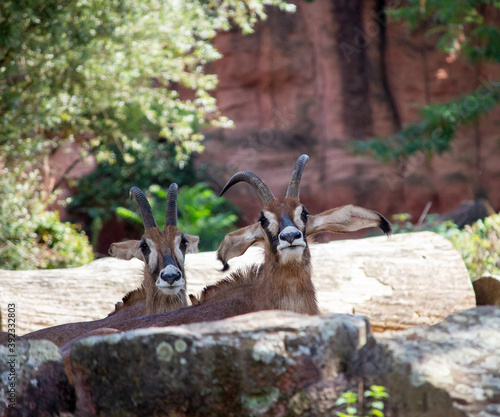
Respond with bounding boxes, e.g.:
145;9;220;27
301;208;309;222
180;236;189;249
139;240;150;253
258;212;269;227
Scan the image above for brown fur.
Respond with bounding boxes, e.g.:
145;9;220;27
208;196;320;315
254;252;317;315
196;265;260;304
101;196;325;334
19;225;198;347
139;227;190;315
110;286;146;316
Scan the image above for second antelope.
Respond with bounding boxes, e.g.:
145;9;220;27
16;184;198;347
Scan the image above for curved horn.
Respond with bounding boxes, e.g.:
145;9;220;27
129;186;157;230
165;183;178;226
219;171;275;205
285;154;309;198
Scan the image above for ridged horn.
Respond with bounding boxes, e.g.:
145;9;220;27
165;183;178;226
285;154;309;198
129;186;157;230
219;171;275;205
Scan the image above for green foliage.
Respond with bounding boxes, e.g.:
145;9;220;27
351;0;500;163
0;0;294;257
364;385;390;417
176;183;239;251
391;212;500;280
0;0;295;171
116;183;238;252
68;139;196;228
388;0;500;63
335;385;389;417
448;214;500;280
390;213;416;234
390;213;458;236
336;390;358;417
351;81;500;162
0;168;93;270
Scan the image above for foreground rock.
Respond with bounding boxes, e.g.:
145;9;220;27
0;232;475;334
3;307;499;416
0;339;74;416
70;311;368;417
351;306;500;417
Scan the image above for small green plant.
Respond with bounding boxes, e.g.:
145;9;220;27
116;183;238;252
0;168;94;270
335;385;389;417
364;385;390;417
390;213;414;234
448;214;500;280
336;389;358;417
390;212;457;236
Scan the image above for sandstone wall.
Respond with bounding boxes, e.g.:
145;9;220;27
198;0;500;224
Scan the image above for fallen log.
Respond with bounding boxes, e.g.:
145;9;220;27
0;231;475;334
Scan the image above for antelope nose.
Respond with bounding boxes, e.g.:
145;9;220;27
161;270;181;285
280;230;302;244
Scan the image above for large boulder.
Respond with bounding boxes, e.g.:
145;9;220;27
350;306;500;417
4;307;499;416
70;311;368;417
0;232;475;335
0;339;74;417
311;231;475;330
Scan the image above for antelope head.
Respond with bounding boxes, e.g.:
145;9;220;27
109;184;199;298
217;154;391;270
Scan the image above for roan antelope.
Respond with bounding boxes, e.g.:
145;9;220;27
15;184;199;347
193;153;392;315
109;184;199;316
90;154;391;332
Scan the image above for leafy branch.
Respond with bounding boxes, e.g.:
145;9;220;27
350;80;500;162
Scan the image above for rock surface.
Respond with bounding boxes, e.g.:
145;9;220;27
70;311;368;417
473;275;500;306
3;307;499;416
350;306;500;417
197;0;500;225
0;232;475;335
0;339;74;417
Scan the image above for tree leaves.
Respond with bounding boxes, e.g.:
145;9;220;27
352;0;500;164
350;80;500;162
0;0;294;171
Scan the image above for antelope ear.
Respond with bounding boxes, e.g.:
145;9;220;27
216;223;265;271
307;205;392;237
109;240;144;261
185;234;200;253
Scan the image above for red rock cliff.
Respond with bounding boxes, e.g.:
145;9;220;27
198;0;500;226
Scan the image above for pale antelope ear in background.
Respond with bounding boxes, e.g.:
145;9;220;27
306;205;392;237
185;235;200;253
108;240;144;261
216;223;265;271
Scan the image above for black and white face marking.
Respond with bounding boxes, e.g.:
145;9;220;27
140;235;188;295
259;205;309;263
